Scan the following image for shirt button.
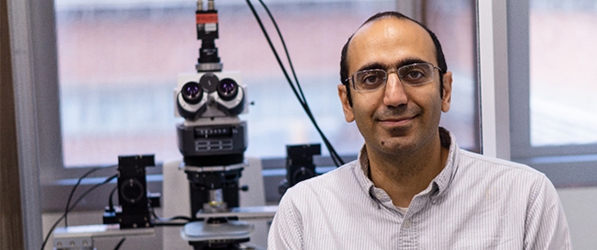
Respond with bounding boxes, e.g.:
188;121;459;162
375;189;384;197
403;220;412;228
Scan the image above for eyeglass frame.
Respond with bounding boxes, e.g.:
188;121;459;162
343;62;443;93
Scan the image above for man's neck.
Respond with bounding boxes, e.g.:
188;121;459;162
367;132;449;208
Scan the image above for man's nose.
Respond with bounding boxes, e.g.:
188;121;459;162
383;72;408;107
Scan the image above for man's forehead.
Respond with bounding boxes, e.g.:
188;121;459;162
347;17;436;71
354;16;428;39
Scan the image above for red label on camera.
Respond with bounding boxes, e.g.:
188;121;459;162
196;13;218;24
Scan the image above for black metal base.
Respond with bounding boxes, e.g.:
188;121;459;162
189;237;249;250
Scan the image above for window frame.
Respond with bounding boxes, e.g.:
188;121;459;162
477;0;511;159
9;0;53;248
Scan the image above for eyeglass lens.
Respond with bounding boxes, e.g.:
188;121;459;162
353;63;435;91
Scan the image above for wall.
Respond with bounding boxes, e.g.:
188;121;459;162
0;0;25;248
557;186;597;250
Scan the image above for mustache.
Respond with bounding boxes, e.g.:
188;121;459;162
375;104;420;119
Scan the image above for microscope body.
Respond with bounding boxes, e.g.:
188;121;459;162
173;2;266;249
174;71;248;218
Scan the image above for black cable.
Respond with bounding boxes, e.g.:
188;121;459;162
151;209;193;223
41;174;119;250
150;208;195;227
153;222;189;226
64;165;116;227
246;0;344;167
114;237;126;250
65;167;100;227
245;1;297;101
257;0;308;106
252;0;344;166
108;186;118;212
260;1;345;167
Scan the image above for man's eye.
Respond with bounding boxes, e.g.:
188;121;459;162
362;75;381;85
403;70;425;81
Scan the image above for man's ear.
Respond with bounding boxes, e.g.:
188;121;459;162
441;71;453;113
338;84;355;122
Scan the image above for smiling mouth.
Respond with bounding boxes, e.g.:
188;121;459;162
378;115;416;127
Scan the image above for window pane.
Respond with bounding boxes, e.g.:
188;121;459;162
55;0;395;166
425;0;479;152
530;0;597;146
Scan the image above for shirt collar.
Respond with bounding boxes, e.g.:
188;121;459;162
354;146;377;199
353;127;460;201
433;127;459;198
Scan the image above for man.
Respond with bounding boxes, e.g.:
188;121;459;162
268;11;571;249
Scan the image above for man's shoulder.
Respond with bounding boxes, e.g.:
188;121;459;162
458;148;544;177
280;160;363;205
453;148;553;193
286;161;358;193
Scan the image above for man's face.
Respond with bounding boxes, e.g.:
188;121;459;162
338;17;453;156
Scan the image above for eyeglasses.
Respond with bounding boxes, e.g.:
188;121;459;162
345;62;442;92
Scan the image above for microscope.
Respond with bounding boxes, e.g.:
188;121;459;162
174;1;274;249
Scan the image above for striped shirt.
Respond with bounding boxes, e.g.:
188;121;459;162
268;129;571;249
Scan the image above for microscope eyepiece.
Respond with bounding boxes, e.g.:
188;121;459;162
217;78;238;101
181;82;203;104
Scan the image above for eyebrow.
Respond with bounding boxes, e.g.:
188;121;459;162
395;58;430;69
355;57;431;72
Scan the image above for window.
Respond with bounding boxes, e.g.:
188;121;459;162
529;0;597;147
508;0;597;186
55;0;480;167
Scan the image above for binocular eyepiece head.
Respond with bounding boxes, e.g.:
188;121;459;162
176;72;246;120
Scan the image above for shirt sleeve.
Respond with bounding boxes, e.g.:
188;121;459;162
524;175;572;250
267;189;304;250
